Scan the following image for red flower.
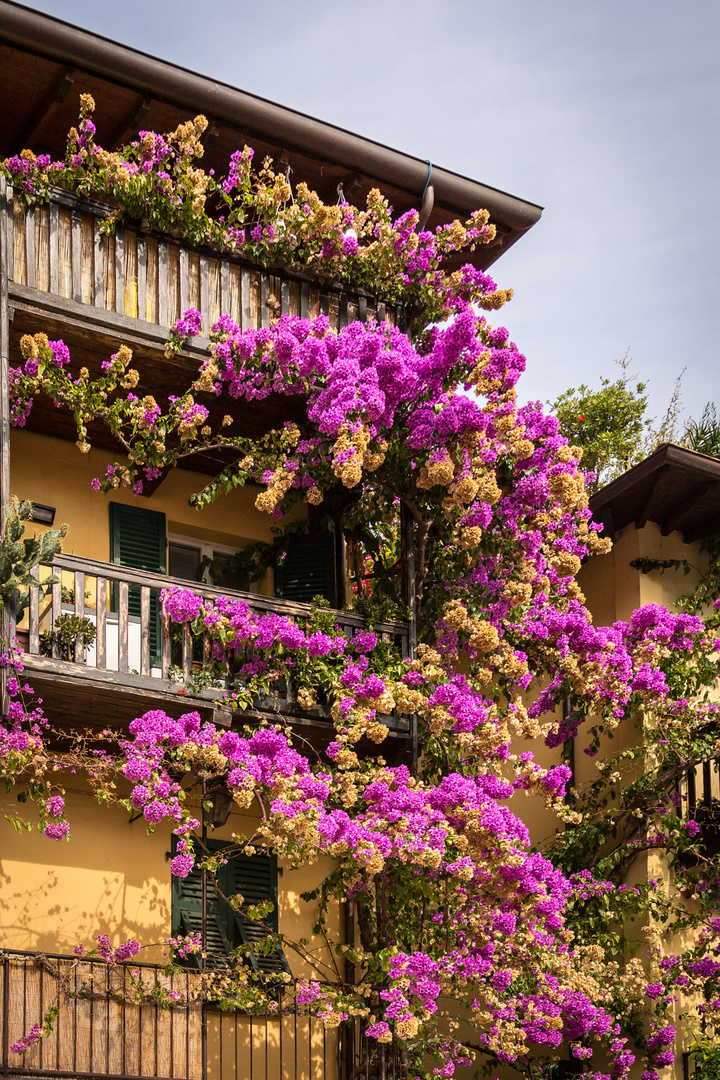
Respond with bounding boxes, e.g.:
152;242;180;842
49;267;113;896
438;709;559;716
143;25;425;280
578;414;586;422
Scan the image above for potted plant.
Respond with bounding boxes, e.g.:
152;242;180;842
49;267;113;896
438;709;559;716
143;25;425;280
40;613;96;662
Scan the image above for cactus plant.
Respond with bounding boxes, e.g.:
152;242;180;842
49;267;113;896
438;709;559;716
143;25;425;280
0;497;67;604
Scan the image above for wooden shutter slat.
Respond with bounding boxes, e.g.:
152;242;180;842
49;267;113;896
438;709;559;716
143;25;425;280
274;533;336;606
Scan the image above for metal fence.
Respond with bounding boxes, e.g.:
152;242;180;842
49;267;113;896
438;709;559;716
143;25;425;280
0;950;202;1080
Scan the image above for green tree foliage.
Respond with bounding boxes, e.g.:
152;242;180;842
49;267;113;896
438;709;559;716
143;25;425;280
549;356;689;490
549;358;649;491
684;402;720;459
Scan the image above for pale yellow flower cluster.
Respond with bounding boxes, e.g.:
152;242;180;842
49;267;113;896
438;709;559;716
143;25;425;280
442;600;500;654
329;425;386;489
417;454;455;490
255;465;293;513
193;360;218;393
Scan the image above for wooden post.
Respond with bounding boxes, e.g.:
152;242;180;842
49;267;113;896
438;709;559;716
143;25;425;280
260;272;271;328
114;226;125;316
280;278;290;317
300;281;310;320
25;202;36;289
0;178;12;706
240;266;251;330
158;240;168;327
137;236;147;322
199;253;209;333
179;247;189;316
338;292;348;329
71;211;82;303
92;216;104;309
220;258;230;317
402;505;419;774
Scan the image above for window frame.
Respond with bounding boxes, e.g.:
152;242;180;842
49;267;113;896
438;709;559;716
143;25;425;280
167;533;256;594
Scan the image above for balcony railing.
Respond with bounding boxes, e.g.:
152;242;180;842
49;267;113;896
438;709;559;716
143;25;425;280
13;554;411;732
1;179;404;340
1;952;398;1080
0;950;202;1080
685;755;720;857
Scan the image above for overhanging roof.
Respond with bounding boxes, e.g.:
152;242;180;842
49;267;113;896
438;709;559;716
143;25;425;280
590;443;720;544
0;1;542;271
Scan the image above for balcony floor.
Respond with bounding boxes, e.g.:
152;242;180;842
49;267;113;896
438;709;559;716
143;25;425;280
20;652;413;765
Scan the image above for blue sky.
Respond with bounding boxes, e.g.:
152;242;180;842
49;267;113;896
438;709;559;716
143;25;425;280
23;0;720;428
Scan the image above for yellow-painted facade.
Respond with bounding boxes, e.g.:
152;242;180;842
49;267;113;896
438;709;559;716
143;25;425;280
2;427;345;1080
1;427;709;1080
9;427;310;598
0;784;339;977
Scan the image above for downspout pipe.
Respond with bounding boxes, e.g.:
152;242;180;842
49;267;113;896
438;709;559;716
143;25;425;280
417;162;435;232
0;0;543;234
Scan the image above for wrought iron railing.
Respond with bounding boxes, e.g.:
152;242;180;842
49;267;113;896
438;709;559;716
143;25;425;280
1;179;404;340
685;754;720;856
13;554;411;730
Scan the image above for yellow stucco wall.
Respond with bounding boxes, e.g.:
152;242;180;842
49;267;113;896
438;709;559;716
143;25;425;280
578;521;710;1079
3;428;337;973
0;782;339;978
9;428;308;596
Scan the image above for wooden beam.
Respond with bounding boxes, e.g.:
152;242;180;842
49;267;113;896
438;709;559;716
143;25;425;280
202;122;221;153
18;67;75;149
8;282;211;356
108;94;152;149
660;480;716;537
636;467;668;530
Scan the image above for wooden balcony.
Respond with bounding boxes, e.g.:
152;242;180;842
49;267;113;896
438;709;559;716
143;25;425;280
1;179;404;350
12;555;413;755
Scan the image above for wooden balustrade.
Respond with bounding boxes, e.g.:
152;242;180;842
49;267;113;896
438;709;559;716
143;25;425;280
1;179;403;338
0;952;372;1080
15;554;410;730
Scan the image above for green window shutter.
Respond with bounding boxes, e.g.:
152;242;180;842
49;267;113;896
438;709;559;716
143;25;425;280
171;841;291;976
171;839;235;969
274;533;336;607
109;503;166;664
231;851;292;978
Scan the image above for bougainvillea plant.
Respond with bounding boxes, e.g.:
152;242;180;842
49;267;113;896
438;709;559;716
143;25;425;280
2;102;719;1080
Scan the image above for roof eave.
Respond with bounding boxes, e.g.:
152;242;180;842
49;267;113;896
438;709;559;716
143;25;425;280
0;0;542;236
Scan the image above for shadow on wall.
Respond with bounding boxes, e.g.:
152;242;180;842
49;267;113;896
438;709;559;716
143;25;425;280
0;787;172;957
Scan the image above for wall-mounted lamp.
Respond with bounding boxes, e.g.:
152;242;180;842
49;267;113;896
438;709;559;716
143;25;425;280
206;777;234;830
30;503;56;525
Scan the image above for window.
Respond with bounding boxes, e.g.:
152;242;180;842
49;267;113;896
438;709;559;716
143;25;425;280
171;839;291;977
168;536;250;593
